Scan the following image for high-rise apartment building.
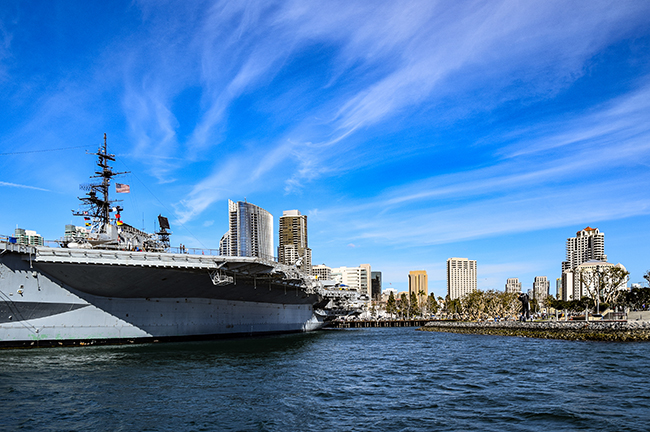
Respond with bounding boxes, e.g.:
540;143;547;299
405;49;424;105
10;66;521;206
359;264;372;298
561;226;607;301
220;199;274;260
562;227;606;272
447;258;477;300
371;271;382;301
505;278;522;293
408;270;428;308
277;210;312;274
532;276;550;302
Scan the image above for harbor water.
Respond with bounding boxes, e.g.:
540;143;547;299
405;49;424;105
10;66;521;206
1;327;648;431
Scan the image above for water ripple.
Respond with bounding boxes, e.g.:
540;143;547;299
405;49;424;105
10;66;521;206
1;328;649;431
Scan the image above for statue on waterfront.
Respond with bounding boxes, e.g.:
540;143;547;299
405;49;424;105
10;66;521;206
518;292;531;321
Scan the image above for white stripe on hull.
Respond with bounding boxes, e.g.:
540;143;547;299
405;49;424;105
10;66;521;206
2;297;324;344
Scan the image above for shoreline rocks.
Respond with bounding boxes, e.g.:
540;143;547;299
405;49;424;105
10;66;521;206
419;320;650;342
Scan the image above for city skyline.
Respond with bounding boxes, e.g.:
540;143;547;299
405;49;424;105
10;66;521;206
1;1;650;298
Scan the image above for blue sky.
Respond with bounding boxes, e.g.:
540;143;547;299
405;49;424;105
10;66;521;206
1;1;649;297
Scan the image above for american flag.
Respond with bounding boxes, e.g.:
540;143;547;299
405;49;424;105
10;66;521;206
115;183;130;193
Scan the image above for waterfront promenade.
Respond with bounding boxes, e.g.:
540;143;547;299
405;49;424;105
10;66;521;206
420;320;650;341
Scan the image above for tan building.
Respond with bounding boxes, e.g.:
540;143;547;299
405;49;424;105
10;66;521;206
278;210;312;274
312;264;332;281
447;257;477;300
408;270;428;308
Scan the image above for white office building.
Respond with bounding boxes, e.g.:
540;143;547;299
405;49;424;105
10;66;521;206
562;227;606;272
505;278;522;293
561;226;607;301
331;265;372;298
563;260;627;301
532;276;550;302
447;258;477;300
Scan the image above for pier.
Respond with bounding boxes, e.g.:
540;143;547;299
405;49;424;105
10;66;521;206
327;319;433;328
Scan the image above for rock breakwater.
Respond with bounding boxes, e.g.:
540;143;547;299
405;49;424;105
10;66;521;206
419;320;650;341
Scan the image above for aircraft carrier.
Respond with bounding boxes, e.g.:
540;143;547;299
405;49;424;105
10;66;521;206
0;135;355;348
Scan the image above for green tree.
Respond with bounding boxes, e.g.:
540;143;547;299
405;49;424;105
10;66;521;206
409;292;420;318
577;265;629;309
427;293;438;315
462;290;485;320
418;290;426;314
625;287;650;310
500;291;520;318
386;291;397;318
399;293;409;319
446;296;461;317
546;295;562;311
441;290;520;321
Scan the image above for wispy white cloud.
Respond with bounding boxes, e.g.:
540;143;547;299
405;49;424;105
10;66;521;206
174;159;240;224
5;0;650;232
175;151;266;224
306;77;650;248
255;0;650;192
500;83;650;159
76;0;647;205
121;79;182;182
314;174;649;251
0;181;49;192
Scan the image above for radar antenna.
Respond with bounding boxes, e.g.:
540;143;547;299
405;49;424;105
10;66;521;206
156;215;172;250
72;133;129;233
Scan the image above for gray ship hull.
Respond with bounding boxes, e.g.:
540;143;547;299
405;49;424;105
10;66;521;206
0;243;325;348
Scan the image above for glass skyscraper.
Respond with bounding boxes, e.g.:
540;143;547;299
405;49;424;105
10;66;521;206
220;199;274;260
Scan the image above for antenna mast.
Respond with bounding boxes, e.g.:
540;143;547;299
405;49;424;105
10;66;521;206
73;133;128;233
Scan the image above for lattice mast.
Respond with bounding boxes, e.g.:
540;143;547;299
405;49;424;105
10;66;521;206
73;133;128;233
